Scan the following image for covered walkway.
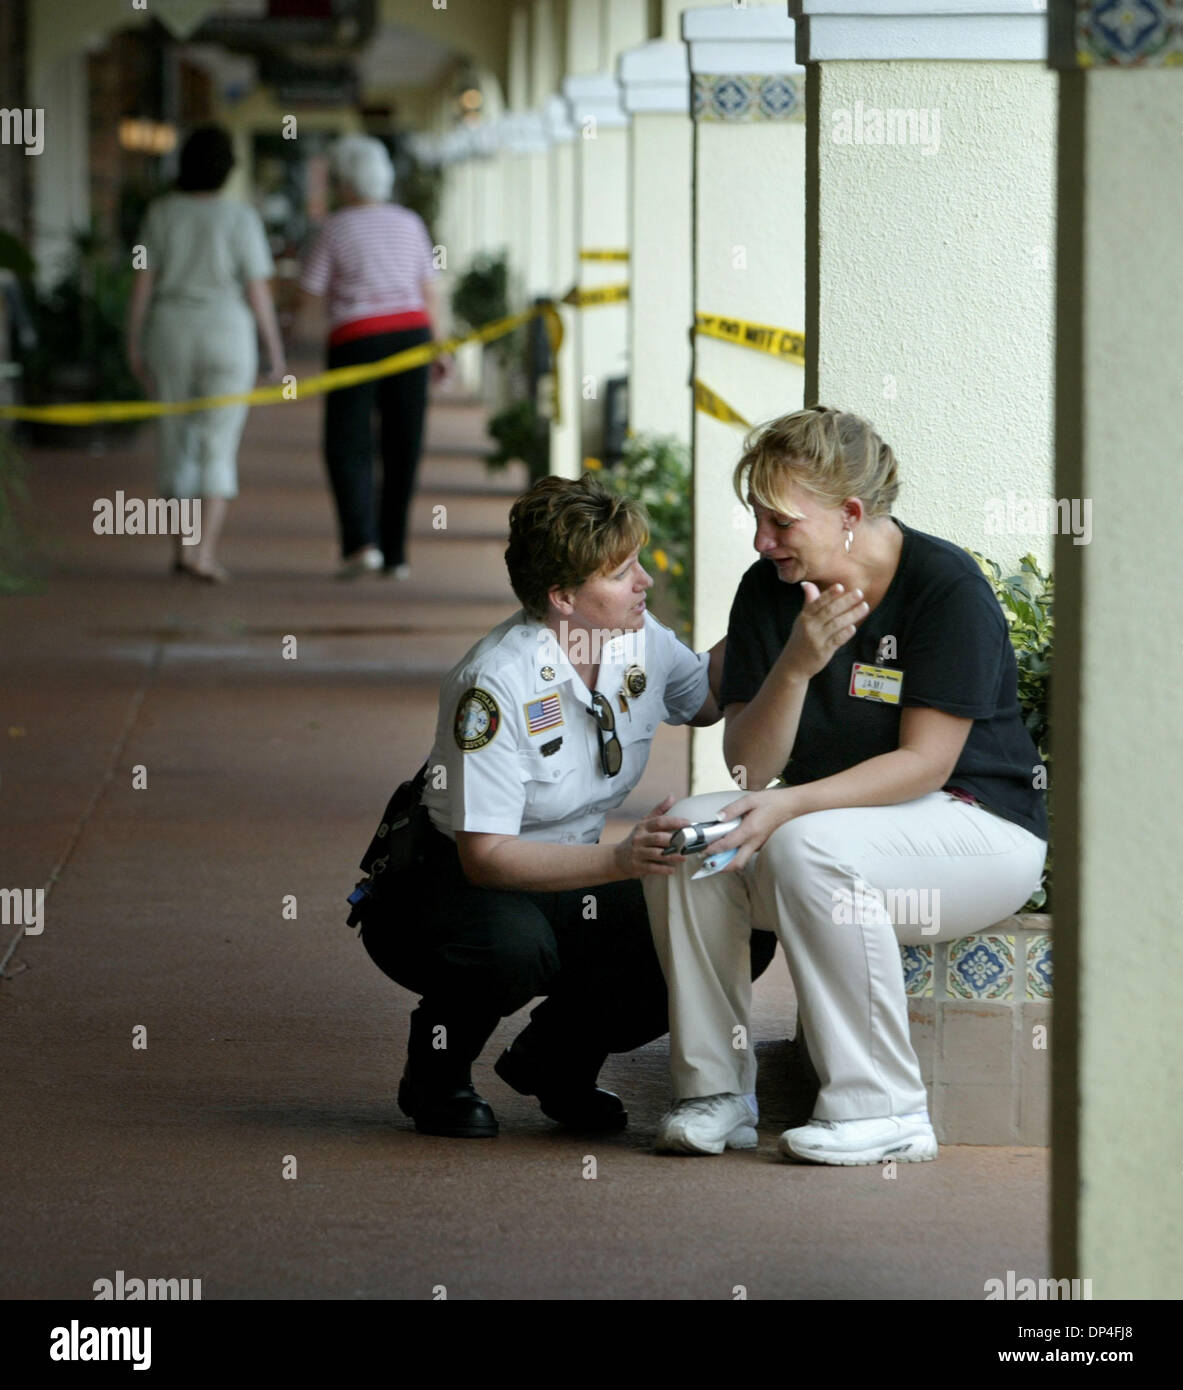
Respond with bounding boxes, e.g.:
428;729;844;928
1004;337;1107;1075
1;377;1048;1300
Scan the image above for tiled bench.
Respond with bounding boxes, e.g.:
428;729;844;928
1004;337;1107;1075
901;914;1052;1145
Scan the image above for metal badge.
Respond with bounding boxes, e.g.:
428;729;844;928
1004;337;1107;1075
623;664;647;697
540;665;556;681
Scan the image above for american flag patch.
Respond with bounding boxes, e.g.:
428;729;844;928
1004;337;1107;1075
524;694;564;736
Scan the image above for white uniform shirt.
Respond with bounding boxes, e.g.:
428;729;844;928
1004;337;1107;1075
421;611;710;845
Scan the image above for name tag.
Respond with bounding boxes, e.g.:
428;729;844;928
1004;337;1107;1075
849;663;903;704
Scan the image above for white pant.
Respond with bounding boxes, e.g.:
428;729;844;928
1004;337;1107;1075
143;301;257;499
644;790;1047;1120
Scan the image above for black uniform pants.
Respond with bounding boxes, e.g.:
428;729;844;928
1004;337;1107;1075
323;325;431;565
360;823;778;1077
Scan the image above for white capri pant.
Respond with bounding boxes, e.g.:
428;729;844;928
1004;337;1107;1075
143;300;257;500
644;790;1047;1121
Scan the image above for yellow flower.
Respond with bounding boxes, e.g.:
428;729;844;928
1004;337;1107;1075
653;548;669;572
583;457;602;471
672;561;684;576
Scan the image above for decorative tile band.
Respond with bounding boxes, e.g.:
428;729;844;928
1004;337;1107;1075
692;74;806;122
1075;0;1183;66
900;930;1053;1001
901;944;933;998
1026;933;1053;999
948;934;1015;1000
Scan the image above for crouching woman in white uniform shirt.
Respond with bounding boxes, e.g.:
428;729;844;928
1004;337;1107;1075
644;407;1048;1166
359;474;775;1138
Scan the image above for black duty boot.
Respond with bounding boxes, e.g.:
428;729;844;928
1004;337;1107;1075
494;1036;627;1132
397;1006;500;1138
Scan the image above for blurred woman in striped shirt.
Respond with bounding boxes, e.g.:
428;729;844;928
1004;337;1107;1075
299;136;449;579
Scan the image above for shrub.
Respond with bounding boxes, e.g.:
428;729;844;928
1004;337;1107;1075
593;433;691;636
967;550;1054;910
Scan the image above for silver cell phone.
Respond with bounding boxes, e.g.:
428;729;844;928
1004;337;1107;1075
663;817;743;856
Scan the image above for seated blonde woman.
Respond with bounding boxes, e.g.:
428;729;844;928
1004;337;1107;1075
645;406;1047;1166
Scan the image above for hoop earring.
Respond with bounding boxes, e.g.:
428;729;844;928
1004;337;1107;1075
844;529;853;553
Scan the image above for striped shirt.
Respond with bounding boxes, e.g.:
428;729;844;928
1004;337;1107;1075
299;203;438;336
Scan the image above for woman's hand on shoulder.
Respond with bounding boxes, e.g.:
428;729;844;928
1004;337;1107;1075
614;795;693;878
782;581;869;680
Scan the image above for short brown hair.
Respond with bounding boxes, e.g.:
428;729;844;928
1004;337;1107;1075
505;474;649;620
733;405;900;520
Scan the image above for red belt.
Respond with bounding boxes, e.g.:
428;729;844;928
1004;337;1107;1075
329;309;431;348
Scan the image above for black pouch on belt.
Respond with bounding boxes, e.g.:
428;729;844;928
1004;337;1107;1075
346;760;430;929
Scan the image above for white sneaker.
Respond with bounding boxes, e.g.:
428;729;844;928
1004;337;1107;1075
655;1094;759;1155
779;1113;937;1166
336;546;384;579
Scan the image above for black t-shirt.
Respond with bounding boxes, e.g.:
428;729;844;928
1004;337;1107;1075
720;519;1048;840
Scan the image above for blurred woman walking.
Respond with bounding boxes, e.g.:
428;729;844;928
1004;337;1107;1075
126;123;285;582
299;135;447;580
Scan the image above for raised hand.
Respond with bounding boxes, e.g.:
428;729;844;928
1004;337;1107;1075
782;581;869;681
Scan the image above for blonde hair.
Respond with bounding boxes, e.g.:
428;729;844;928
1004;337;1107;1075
733;405;900;520
505;474;650;620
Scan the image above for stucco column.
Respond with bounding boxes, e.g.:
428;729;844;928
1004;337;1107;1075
469;121;508;401
791;0;1056;573
619;40;693;438
545;94;579;479
439;129;485;397
1048;1;1183;1301
685;5;806;793
530;0;560;109
500;113;553;301
29;47;90;289
561;71;630;463
508;4;531;111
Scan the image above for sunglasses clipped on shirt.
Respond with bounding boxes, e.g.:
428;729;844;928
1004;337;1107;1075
587;691;623;777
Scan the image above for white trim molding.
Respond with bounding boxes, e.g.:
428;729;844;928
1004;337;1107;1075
544;93;576;144
619;39;691;114
684;4;803;76
789;0;1049;62
437;127;479;164
468;122;502;158
562;71;629;129
499;110;550;155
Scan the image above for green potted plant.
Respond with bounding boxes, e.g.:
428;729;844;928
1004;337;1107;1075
15;221;145;450
486;397;547;483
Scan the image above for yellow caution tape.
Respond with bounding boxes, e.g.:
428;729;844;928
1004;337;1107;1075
693;379;751;429
0;302;565;426
578;249;629;262
696;313;805;366
561;283;629;308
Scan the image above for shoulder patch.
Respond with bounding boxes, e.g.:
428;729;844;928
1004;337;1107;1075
454;687;500;751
